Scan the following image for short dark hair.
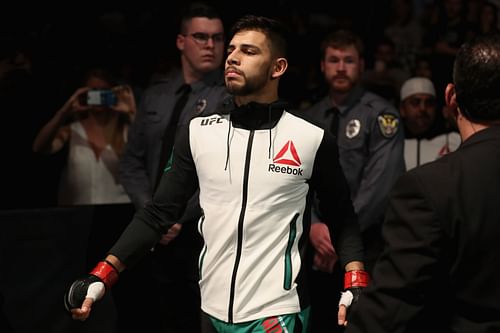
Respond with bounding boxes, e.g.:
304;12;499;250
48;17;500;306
229;15;288;58
179;2;222;34
320;29;364;60
454;33;500;121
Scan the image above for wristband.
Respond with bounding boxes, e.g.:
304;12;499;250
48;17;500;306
344;270;369;289
90;260;119;289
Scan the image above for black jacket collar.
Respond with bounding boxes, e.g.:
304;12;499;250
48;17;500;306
221;97;288;130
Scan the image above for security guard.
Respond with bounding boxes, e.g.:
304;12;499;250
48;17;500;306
308;86;404;241
304;29;405;333
118;3;228;333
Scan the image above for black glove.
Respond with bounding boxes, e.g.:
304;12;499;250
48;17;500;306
64;260;119;313
338;270;369;311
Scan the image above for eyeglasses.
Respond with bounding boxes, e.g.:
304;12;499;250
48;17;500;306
185;32;225;45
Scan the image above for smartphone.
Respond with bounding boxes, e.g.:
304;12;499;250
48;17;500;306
83;89;117;106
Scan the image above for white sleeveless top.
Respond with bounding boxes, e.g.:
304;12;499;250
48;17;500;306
57;121;131;205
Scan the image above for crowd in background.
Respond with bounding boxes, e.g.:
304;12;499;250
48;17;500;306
1;0;499;209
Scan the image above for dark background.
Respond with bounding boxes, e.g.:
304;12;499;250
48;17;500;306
0;0;395;210
0;1;488;332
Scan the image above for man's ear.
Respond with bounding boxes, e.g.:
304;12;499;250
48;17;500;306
176;34;185;51
271;58;288;79
445;83;457;107
445;83;458;114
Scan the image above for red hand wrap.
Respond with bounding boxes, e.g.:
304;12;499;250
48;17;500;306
344;270;369;289
90;260;119;289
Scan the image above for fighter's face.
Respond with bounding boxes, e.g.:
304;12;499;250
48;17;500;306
224;30;274;96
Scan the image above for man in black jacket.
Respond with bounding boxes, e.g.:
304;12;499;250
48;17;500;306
345;34;500;333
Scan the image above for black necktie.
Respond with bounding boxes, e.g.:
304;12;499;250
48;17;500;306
155;84;191;189
329;107;340;141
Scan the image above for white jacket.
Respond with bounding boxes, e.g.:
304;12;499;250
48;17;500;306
110;101;363;323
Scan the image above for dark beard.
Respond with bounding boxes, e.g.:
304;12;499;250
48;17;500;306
226;66;271;96
330;76;354;93
226;82;253;96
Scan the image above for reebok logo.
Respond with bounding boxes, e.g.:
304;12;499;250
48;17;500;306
273;140;301;166
268;140;303;176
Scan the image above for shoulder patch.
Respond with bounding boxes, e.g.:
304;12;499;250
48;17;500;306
377;113;399;138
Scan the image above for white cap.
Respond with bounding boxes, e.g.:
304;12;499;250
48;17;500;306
400;77;436;101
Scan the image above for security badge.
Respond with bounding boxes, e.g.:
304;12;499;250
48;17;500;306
345;114;399;139
195;98;208;114
377;113;399;138
346;119;361;139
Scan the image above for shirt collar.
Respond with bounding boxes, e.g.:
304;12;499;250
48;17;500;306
319;84;365;116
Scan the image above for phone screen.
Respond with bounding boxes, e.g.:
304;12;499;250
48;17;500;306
86;90;117;106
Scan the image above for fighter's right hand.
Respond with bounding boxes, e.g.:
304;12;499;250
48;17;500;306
64;260;119;320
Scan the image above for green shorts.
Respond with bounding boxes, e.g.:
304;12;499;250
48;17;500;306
207;307;310;333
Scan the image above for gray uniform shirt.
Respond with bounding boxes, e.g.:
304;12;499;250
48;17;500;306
306;85;405;231
119;67;227;219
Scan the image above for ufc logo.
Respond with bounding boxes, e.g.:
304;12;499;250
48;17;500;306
200;117;223;126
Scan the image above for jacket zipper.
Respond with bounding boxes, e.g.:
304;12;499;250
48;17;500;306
284;213;299;290
198;216;206;279
228;129;254;324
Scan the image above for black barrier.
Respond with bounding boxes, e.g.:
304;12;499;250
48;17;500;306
0;204;140;333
